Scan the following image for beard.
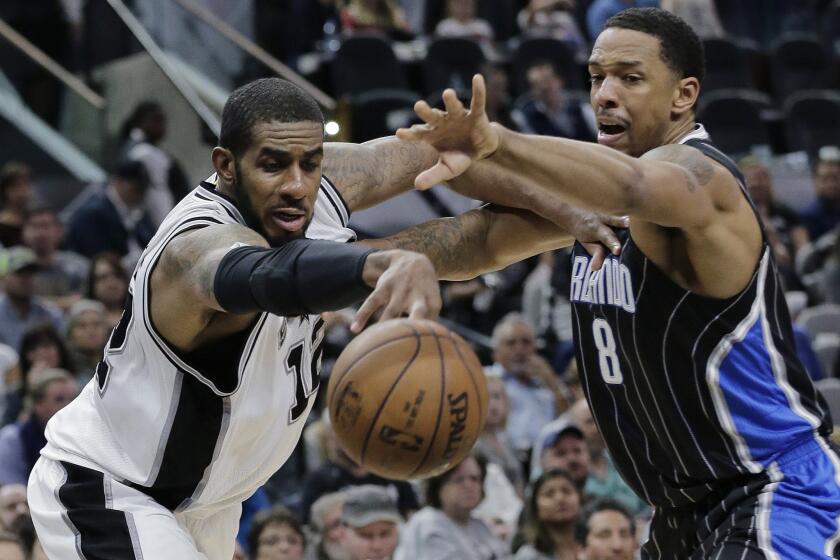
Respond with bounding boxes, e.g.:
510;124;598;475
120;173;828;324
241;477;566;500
232;159;310;247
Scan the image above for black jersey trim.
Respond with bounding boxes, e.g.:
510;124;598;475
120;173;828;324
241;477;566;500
197;182;246;225
126;371;227;511
321;175;350;226
141;219;266;397
57;461;140;559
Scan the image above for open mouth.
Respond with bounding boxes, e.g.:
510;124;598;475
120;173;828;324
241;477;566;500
270;210;306;232
597;122;628;147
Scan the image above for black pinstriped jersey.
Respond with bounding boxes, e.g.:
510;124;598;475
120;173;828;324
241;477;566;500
570;125;833;508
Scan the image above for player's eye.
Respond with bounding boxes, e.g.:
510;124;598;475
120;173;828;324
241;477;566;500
623;74;642;83
300;159;319;172
589;75;603;84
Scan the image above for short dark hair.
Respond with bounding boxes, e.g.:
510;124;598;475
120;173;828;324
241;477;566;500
604;7;705;83
247;506;306;555
112;160;150;192
425;453;488;509
575;498;635;545
219;78;324;157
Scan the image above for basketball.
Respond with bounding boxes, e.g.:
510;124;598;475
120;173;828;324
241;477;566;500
327;318;488;480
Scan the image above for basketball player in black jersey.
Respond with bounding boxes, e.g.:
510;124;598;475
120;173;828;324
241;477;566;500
394;7;840;559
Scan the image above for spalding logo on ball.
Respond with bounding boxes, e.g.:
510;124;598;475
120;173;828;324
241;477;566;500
327;318;489;480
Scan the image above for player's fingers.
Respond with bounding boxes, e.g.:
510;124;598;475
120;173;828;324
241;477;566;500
595;224;622;255
426;291;442;319
414;100;443;125
442;88;466;117
351;291;387;333
415;162;455;190
380;290;409;323
408;299;430;321
470;74;487;115
585;243;607;271
604;214;630;229
396;124;425;141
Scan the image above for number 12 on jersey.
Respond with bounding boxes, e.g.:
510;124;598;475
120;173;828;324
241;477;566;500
592;318;623;384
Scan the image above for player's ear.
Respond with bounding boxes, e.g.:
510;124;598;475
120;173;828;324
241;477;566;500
672;76;699;117
212;147;236;185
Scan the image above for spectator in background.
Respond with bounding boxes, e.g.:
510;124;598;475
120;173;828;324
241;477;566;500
538;424;591;492
65;161;155;263
575;500;637;560
0;247;63;352
0;343;19;423
396;454;508;560
586;0;658;39
513;469;581;560
435;0;494;41
340;485;401;560
474;372;525;495
340;0;414;40
0;484;28;535
0;370;77;485
2;324;73;426
307;491;349;560
481;63;519;131
247;506;307;560
21;206;89;311
531;401;648;515
740;157;809;282
801;146;840;240
85;253;129;329
513;61;596;141
300;427;419;523
119;101;190;228
64;299;108;386
0;531;25;560
518;0;587;60
488;314;566;456
0;163;33;248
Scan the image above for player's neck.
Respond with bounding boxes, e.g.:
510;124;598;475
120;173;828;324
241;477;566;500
661;117;696;147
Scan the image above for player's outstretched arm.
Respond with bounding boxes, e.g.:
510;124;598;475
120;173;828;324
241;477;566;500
152;224;441;348
398;75;739;231
362;205;627;281
322;138;439;212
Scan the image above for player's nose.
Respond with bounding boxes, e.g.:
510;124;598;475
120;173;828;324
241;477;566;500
593;77;621;109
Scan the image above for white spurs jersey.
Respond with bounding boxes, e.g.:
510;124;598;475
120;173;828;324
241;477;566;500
43;175;354;514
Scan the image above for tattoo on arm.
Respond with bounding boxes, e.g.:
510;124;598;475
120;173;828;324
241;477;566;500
161;224;267;307
384;209;492;280
644;144;715;192
323;140;438;211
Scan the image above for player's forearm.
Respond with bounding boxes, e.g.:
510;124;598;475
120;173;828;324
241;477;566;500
487;124;645;218
323;138;439;211
364;205;573;281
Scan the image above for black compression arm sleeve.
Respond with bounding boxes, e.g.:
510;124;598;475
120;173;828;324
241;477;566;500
213;239;376;316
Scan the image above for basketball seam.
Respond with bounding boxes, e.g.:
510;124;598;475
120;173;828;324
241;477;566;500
358;327;423;464
328;332;443;403
408;327;447;478
448;332;486;436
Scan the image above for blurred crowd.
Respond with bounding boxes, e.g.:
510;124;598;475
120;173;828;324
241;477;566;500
1;0;840;559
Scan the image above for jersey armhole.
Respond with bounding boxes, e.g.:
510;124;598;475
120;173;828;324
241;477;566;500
320;175;351;227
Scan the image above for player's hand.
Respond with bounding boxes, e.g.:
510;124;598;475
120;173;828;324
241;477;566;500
566;210;629;271
352;250;442;333
397;74;500;190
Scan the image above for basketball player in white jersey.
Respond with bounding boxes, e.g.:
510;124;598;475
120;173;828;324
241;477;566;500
26;78;446;560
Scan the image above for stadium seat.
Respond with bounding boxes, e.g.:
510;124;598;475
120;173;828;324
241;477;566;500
701;37;753;92
423;37;486;95
798;303;840;341
331;34;407;97
815;378;840;420
784;90;840;160
696;89;772;157
814;337;840;379
511;37;582;95
349;89;418;143
769;33;833;102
